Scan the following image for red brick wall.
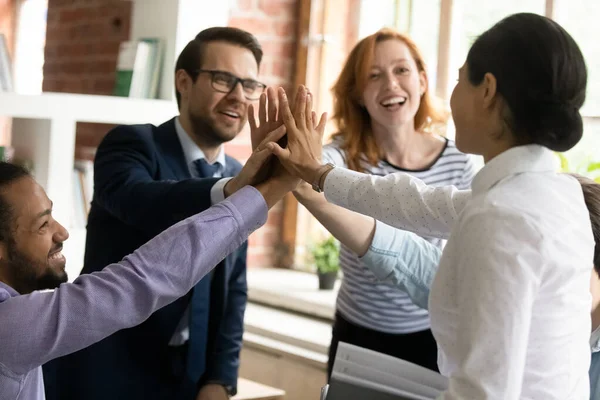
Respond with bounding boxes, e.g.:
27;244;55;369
42;0;300;268
228;0;299;268
43;0;131;160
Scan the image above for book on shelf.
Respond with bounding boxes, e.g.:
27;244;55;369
114;38;163;99
0;146;14;162
0;33;13;92
321;342;448;400
71;160;94;229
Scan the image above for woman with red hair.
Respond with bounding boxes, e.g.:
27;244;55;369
319;28;475;376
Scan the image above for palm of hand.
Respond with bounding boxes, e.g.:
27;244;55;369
250;87;283;151
272;86;328;183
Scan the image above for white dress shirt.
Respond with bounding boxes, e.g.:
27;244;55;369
324;145;594;399
174;117;231;204
170;118;228;346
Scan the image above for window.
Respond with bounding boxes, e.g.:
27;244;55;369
446;0;546;96
552;0;600;171
291;0;600;270
553;0;600;116
357;0;397;39
13;0;47;94
407;0;441;91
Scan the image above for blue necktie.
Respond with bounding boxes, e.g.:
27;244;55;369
193;158;221;178
186;158;221;382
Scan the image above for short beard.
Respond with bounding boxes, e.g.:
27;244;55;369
188;110;241;147
7;239;67;294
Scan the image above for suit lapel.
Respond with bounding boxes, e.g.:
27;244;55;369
154;118;191;179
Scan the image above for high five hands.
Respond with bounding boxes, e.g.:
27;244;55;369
249;85;328;188
223;87;287;197
258;86;328;186
224;85;328;204
263;86;328;187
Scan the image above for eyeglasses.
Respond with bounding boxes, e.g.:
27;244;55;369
193;69;266;100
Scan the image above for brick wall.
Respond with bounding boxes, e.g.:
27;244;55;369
43;0;131;160
42;0;301;268
228;0;299;268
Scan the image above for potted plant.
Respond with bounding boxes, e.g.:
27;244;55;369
311;236;340;290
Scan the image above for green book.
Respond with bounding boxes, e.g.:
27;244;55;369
113;41;138;97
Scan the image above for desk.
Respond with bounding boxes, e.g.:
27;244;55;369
233;378;285;400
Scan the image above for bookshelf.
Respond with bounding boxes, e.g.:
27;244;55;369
0;92;178;277
0;1;231;277
129;0;231;100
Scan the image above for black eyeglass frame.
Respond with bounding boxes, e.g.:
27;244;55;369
192;69;266;100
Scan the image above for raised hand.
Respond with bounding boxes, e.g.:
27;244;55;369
222;87;289;198
265;86;328;185
223;121;286;198
249;86;283;150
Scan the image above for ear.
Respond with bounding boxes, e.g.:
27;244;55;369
175;70;192;102
419;70;428;97
481;72;498;110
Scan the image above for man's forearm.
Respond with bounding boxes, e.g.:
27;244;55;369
256;177;295;208
0;187;267;375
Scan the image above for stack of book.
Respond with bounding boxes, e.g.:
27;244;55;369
322;342;448;400
114;38;163;99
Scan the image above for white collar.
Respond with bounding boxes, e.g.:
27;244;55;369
472;145;559;195
174;117;226;169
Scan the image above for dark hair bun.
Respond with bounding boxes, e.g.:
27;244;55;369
526;103;583;152
466;13;587;152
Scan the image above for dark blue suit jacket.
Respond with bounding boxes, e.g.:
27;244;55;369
43;118;247;400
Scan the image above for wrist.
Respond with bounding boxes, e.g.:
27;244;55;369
293;181;321;203
310;163;335;193
299;160;324;185
223;177;239;198
255;180;289;209
201;382;232;397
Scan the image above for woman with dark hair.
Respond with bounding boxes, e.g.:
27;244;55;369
319;28;474;376
267;13;594;399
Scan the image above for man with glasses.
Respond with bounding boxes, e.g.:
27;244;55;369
44;27;269;400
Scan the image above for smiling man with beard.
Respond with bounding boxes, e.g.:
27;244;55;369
43;27;270;400
0;176;69;296
0;145;299;400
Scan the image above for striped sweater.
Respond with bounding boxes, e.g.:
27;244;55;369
323;138;475;334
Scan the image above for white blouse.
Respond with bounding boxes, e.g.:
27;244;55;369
324;145;594;399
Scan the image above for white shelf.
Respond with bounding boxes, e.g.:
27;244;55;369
129;0;231;100
0;92;178;269
0;92;178;125
244;302;331;356
247;268;337;321
0;0;232;277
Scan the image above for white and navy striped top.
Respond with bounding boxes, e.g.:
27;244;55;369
323;138;475;334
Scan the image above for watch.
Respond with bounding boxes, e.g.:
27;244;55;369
311;163;336;193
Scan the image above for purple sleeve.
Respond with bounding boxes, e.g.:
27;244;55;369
0;186;267;375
